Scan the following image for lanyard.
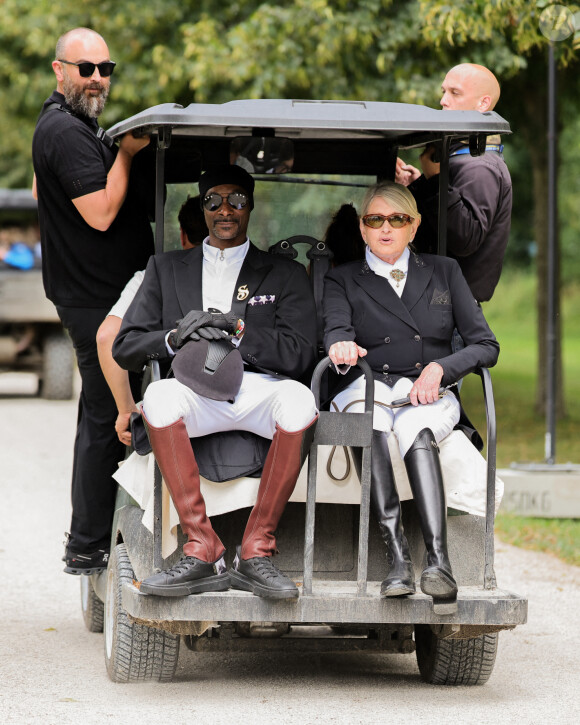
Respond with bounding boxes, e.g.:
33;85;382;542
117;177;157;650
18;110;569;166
450;144;504;157
41;102;115;149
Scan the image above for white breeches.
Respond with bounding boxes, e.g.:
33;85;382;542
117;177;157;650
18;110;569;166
142;371;317;439
332;376;461;458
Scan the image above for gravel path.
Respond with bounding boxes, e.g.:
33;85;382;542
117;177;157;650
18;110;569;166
0;375;578;724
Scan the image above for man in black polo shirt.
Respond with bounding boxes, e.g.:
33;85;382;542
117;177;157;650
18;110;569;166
32;27;154;574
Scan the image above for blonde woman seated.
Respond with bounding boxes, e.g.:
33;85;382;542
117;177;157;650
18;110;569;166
323;181;499;609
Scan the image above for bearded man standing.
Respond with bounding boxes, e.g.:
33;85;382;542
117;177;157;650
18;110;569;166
32;27;154;575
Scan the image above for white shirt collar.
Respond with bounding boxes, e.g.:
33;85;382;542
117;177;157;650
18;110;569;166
365;245;410;276
201;238;249;314
202;237;250;264
365;246;410;297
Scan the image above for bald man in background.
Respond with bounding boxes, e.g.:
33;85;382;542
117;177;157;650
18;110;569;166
396;64;512;303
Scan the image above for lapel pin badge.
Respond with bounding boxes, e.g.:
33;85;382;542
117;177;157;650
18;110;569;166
237;284;249;301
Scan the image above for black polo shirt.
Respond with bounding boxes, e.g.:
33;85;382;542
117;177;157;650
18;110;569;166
32;92;154;308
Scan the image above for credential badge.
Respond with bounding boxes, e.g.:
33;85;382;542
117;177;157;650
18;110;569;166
237;284;249;301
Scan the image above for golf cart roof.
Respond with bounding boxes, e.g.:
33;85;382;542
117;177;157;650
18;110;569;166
108;98;510;146
108;99;510;181
0;188;37;212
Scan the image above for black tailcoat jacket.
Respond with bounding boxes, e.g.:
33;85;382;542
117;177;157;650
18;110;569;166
112;243;317;482
113;242;317;383
323;252;500;447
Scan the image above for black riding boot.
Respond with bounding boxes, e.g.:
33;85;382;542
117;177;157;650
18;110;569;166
352;430;415;597
403;428;458;608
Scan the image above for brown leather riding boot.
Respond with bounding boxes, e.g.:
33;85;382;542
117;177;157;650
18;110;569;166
240;415;318;560
230;416;317;598
144;414;225;563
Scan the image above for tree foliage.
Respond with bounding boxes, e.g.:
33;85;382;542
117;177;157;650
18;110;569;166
2;0;578;276
1;0;578;414
1;0;577;184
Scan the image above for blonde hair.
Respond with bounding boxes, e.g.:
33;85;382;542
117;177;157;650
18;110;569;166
360;180;421;223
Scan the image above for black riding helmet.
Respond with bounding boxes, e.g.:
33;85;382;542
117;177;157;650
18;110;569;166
171;337;243;403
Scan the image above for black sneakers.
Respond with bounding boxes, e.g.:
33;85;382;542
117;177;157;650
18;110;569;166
62;532;109;575
229;546;299;599
64;548;110;575
139;555;230;597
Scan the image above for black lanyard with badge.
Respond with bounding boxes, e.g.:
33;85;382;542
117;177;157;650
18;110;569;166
39;101;116;149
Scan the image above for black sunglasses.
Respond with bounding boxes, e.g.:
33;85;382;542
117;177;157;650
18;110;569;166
362;213;414;229
59;59;116;78
203;191;248;212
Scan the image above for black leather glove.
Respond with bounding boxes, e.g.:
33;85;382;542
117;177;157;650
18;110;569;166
169;310;214;350
209;311;239;334
197;326;230;341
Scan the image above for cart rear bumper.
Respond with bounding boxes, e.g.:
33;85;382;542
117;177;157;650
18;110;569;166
122;580;527;627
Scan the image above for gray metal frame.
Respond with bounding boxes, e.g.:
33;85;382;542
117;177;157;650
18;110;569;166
304;357;375;597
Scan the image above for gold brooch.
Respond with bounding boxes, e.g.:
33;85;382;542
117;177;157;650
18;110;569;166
390;269;406;288
237;284;249;301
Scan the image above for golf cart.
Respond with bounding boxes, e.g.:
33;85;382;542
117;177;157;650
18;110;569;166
80;99;527;684
0;188;74;399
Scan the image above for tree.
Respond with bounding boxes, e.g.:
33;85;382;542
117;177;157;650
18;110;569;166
1;0;578;417
0;0;444;187
414;0;580;417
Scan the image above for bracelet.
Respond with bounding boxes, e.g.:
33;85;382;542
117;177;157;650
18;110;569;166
234;319;245;337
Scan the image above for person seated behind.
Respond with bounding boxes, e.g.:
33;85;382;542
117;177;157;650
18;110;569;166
0;236;36;270
113;165;318;600
323;203;365;267
323;180;499;610
96;196;208;446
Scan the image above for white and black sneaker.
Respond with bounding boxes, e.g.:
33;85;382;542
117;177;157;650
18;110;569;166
63;548;109;575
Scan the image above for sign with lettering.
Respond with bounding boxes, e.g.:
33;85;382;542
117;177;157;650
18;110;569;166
498;469;580;518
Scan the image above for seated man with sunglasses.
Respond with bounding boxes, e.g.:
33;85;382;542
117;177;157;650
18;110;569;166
323;180;499;610
32;28;154;576
113;165;319;600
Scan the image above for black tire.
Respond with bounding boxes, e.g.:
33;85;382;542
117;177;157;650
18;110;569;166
104;543;180;683
80;576;104;633
414;625;498;686
41;330;74;400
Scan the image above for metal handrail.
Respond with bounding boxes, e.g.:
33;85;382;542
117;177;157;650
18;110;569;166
475;367;497;589
147;360;164;573
304;356;375;596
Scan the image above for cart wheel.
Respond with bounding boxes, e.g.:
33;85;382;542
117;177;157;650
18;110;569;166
81;576;104;633
414;625;498;686
41;330;74;400
104;543;180;682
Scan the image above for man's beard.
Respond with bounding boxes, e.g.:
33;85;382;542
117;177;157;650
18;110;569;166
62;74;109;119
211;218;241;240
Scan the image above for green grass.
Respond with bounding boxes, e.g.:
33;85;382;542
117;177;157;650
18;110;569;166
494;512;580;567
458;270;580;566
459;270;580;467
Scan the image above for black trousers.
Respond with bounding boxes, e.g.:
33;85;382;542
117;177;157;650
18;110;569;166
57;306;125;553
